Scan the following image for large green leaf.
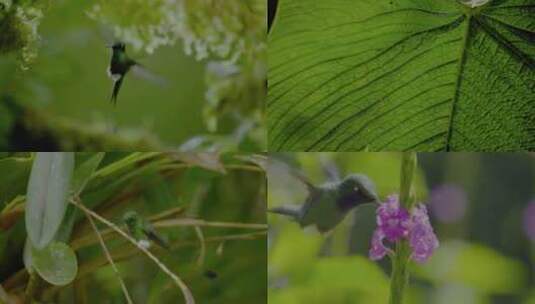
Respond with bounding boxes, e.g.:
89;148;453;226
25;152;74;249
268;0;534;151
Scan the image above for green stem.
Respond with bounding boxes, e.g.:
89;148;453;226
399;153;417;208
388;152;418;304
24;271;40;304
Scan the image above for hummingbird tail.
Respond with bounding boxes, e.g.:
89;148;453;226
110;77;123;105
145;229;170;250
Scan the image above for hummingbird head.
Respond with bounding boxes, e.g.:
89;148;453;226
122;210;139;227
337;174;379;211
110;42;126;51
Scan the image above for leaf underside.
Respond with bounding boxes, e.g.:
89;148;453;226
26;152;74;249
32;242;78;286
268;0;535;151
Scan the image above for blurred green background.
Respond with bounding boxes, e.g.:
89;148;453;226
0;152;267;303
0;0;266;150
268;153;535;304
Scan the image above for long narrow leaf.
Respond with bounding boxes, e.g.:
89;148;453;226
25;152;74;249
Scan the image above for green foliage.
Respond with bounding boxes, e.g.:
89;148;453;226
268;0;535;151
1;152;266;303
269;256;389;304
31;241;78;286
25;152;74;249
413;241;527;294
71;152;105;196
0;154;32;205
0;0;44;69
0;96;161;151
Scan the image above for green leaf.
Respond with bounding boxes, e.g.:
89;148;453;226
269;256;389;303
52;205;78;243
72;152;105;196
0;156;32;206
25;152;74;249
92;152;159;178
268;0;535;151
32;241;78;286
413;241;527;294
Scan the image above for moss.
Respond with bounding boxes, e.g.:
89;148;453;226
0;11;28;54
1;95;161;151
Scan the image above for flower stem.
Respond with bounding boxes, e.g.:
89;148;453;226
399;152;417;209
389;152;418;304
389;241;410;304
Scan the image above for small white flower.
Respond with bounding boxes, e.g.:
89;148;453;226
138;240;151;249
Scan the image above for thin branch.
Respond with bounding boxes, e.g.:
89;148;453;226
148;207;185;222
194;227;205;268
82;205;134;304
71;218;267;250
70;198;195;304
156;218;267;229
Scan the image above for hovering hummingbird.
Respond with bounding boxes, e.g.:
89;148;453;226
107;42;137;104
269;173;379;233
122;210;170;250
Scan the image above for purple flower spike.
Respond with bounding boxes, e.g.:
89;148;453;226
369;195;439;264
409;204;439;263
376;195;410;242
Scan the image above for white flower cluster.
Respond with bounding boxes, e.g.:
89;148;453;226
16;5;43;69
87;0;265;64
0;0;43;69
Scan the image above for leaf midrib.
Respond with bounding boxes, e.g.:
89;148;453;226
445;14;472;151
271;16;466;150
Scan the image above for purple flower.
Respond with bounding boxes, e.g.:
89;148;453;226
429;184;467;223
369;229;389;261
409;204;439;263
523;201;535;242
369;195;439;263
376;195;410;242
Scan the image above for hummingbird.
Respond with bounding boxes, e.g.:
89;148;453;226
122;210;170;250
107;42;137;104
269;173;379;233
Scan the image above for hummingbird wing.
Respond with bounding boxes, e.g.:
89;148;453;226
131;64;168;86
142;224;170;250
319;156;341;182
